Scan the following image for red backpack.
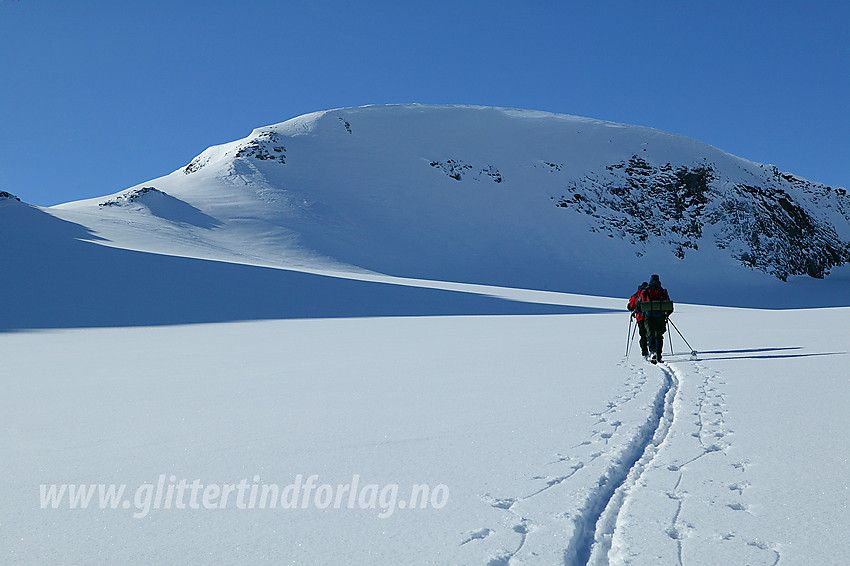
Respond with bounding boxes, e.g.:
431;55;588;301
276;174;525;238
628;288;646;320
641;286;667;301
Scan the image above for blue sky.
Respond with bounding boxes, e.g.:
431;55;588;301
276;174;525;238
1;0;848;206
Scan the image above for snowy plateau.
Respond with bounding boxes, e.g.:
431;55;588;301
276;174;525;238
1;104;848;565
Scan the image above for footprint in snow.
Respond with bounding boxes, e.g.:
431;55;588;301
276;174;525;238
460;528;493;546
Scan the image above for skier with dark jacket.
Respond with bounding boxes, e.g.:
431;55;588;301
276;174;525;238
638;274;672;362
628;282;649;356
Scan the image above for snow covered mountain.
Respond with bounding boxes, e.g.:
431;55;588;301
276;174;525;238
4;107;849;566
49;104;849;307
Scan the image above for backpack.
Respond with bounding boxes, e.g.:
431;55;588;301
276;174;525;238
628;288;645;320
639;287;673;316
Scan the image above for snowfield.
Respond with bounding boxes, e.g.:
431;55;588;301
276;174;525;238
3;305;847;565
2;105;848;564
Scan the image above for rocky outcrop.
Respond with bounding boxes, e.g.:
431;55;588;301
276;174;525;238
99;187;167;207
555;156;850;280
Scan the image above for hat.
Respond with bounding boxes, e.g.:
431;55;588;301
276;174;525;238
639;281;649;289
649;274;661;287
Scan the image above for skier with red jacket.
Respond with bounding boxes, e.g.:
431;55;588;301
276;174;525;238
638;274;672;363
628;282;649;356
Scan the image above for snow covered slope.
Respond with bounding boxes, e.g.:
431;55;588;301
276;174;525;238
50;104;850;307
0;196;596;331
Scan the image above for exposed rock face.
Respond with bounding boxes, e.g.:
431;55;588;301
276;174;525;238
184;131;287;174
429;160;503;183
556;156;849;280
99;187;167;207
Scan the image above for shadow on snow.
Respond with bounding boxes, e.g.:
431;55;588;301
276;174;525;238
698;347;803;355
1;204;613;331
693;352;846;361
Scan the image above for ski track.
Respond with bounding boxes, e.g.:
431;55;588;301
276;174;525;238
464;360;675;565
605;359;782;566
579;363;679;566
465;353;785;565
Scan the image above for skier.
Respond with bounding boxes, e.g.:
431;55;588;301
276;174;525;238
627;282;649;356
639;274;672;363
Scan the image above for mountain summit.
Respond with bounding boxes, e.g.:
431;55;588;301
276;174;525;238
52;104;849;306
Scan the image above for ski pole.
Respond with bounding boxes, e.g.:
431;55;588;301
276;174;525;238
625;315;633;358
667;321;674;356
627;315;638;358
668;318;697;356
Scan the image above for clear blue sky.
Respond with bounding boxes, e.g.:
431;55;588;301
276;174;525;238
2;0;848;206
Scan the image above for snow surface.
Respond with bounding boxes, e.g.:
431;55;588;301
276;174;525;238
3;306;848;565
2;105;849;564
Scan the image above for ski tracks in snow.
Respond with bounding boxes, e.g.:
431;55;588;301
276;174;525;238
462;357;781;566
461;363;675;565
607;360;782;566
582;363;678;566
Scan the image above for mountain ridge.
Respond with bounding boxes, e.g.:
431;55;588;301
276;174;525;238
43;104;850;307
